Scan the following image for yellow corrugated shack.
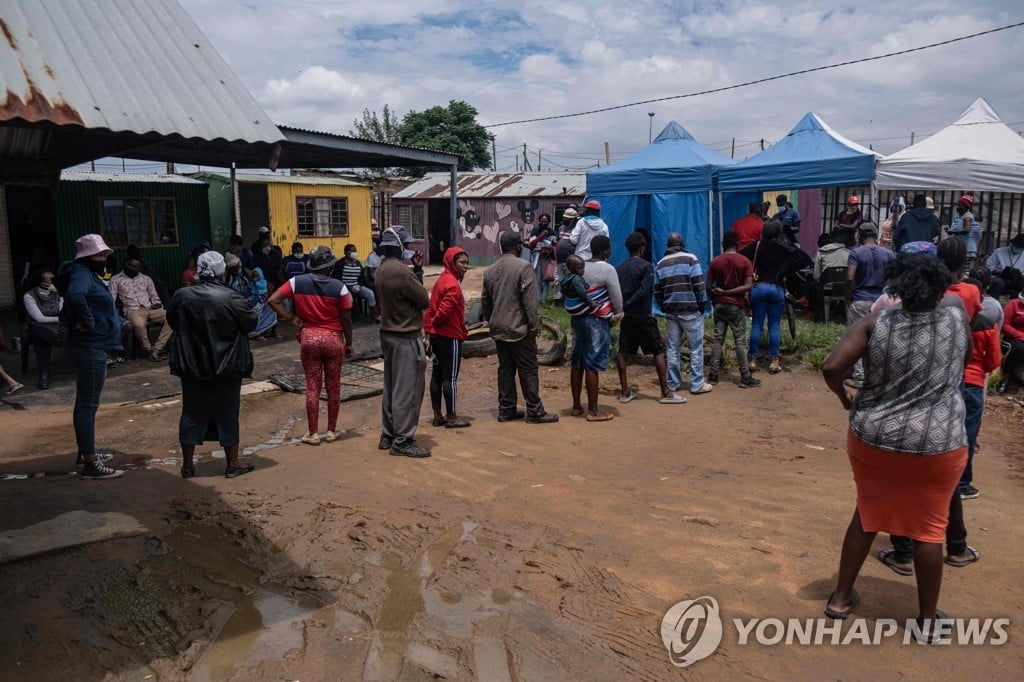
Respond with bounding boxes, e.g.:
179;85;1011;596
193;172;373;258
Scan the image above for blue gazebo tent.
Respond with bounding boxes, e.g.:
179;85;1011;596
586;121;749;267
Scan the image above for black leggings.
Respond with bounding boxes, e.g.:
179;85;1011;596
430;335;462;415
1003;338;1024;382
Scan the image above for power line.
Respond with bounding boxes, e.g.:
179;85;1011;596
485;21;1024;128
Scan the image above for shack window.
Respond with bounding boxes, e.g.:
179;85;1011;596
100;198;178;247
297;197;349;237
396;204;425;239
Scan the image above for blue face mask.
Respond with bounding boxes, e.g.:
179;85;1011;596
402;249;415;261
1011;245;1023;255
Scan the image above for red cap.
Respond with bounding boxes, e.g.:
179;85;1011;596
957;195;973;208
847;196;860;205
584;199;601;210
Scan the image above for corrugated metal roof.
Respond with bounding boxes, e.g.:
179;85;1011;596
60;171;207;184
193;171;368;187
393;172;587;199
280;125;461;163
0;0;283;144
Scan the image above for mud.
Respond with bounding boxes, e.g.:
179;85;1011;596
0;348;1022;680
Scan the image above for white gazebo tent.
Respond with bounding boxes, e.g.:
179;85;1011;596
875;97;1024;191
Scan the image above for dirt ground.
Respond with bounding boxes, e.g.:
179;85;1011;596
1;337;1022;680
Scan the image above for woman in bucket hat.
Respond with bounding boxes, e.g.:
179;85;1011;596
55;234;124;478
269;246;354;445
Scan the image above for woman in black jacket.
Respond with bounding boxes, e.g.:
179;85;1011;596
167;251;258;479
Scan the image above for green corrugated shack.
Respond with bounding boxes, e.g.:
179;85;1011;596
55;172;212;291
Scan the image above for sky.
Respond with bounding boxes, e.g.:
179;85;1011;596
92;0;1024;173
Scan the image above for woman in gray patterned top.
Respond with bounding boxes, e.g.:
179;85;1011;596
821;254;972;642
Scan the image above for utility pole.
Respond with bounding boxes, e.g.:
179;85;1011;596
121;158;126;172
730;137;735;159
760;139;765;151
604;142;611;166
910;132;915;145
90;160;95;171
166;162;175;174
648;112;655;143
491;136;497;171
522;143;532;171
537;149;542;172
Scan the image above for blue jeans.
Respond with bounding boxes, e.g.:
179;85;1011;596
665;312;705;391
959;384;985;488
66;345;108;456
749;283;785;359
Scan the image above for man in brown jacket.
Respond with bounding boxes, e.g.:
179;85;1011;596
481;231;559;424
376;227;431;457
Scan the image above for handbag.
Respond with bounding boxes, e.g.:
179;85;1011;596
541;259;557;283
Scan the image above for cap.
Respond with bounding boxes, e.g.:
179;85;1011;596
957;195;974;209
584;199;601;210
562;207;578;219
625;231;647;251
858;222;878;235
847;196;860;205
1011;233;1024;248
196;251;226;278
925;197;936;210
74;234;114;260
258;226;270;235
308;245;337;271
224;252;241;269
380;226;412;247
499;230;523;249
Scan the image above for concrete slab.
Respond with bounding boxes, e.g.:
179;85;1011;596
0;510;149;564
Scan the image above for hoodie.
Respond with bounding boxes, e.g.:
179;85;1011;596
424;247;468;341
569;215;610;260
893;207;940;252
56;261;122;350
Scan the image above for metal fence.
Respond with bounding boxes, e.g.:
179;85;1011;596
821;187;1024;253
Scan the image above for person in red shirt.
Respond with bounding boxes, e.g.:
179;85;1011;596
732;201;765;252
999;291;1024;394
269;246;353;445
707;231;760;388
424;247;471;428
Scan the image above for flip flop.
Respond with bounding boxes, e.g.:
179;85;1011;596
6;383;23;394
945;545;980;567
225;463;255;479
909;610;953;645
617;390;636;404
585;413;614;422
824;588;859;620
659;393;687;404
878;549;914;576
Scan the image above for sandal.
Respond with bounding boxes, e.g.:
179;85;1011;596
617;390;636;404
301;433;321;446
878;549;914;576
945;545;980;567
323;430;342;443
180;465;195;479
823;588;859;620
6;382;23;394
431;416;447;427
908;610;953;644
225;463;255;479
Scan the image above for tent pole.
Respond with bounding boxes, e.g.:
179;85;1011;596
869;181;878;223
708;190;714;261
718;191;724;241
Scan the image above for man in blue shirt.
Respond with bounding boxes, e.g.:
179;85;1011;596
773;194;801;245
845;223;894;387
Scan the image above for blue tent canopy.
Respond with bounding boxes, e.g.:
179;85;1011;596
588;121;735;194
717;113;879;192
586;122;750;269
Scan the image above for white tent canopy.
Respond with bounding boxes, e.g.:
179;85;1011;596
875;98;1024;192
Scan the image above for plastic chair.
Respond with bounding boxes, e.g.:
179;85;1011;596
819;266;848;324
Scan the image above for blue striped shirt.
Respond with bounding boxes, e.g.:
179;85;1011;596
654;249;707;314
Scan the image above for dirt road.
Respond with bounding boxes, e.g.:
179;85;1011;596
0;333;1022;679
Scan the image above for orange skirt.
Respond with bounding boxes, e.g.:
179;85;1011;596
847;430;967;543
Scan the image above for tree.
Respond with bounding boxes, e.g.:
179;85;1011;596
349;105;403;145
397;100;492;174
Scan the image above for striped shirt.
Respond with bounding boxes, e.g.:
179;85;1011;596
581;260;623;319
654;249;707;314
337;258;363;289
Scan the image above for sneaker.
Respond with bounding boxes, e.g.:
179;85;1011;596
497;409;526;422
738;376;762;389
707;373;719;385
690;384;713;395
959;485;980;500
301;433;321;446
76;453;114;466
378;434;394;450
81;460;124;479
525;412;559;424
324;430;342;443
390;440;431;458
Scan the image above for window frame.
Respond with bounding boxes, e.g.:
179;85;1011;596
296;195;350;238
396;203;426;239
98;196;179;248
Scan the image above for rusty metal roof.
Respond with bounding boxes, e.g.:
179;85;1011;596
393;172;587;199
61;171;207;184
0;0;283;144
192;171;368;187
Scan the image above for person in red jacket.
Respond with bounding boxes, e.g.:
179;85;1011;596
424;247;471;428
998;291;1024;394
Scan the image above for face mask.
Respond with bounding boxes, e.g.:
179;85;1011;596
38;284;56;295
293;251;303;257
1011;245;1023;255
86;260;107;274
124;268;139;278
402;249;415;261
350;252;359;260
262;246;271;255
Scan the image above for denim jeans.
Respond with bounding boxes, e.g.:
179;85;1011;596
66;344;108;456
749;283;785;359
959;384;985;488
665;312;705;391
710;303;750;377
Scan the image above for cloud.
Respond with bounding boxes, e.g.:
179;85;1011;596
177;0;1024;166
